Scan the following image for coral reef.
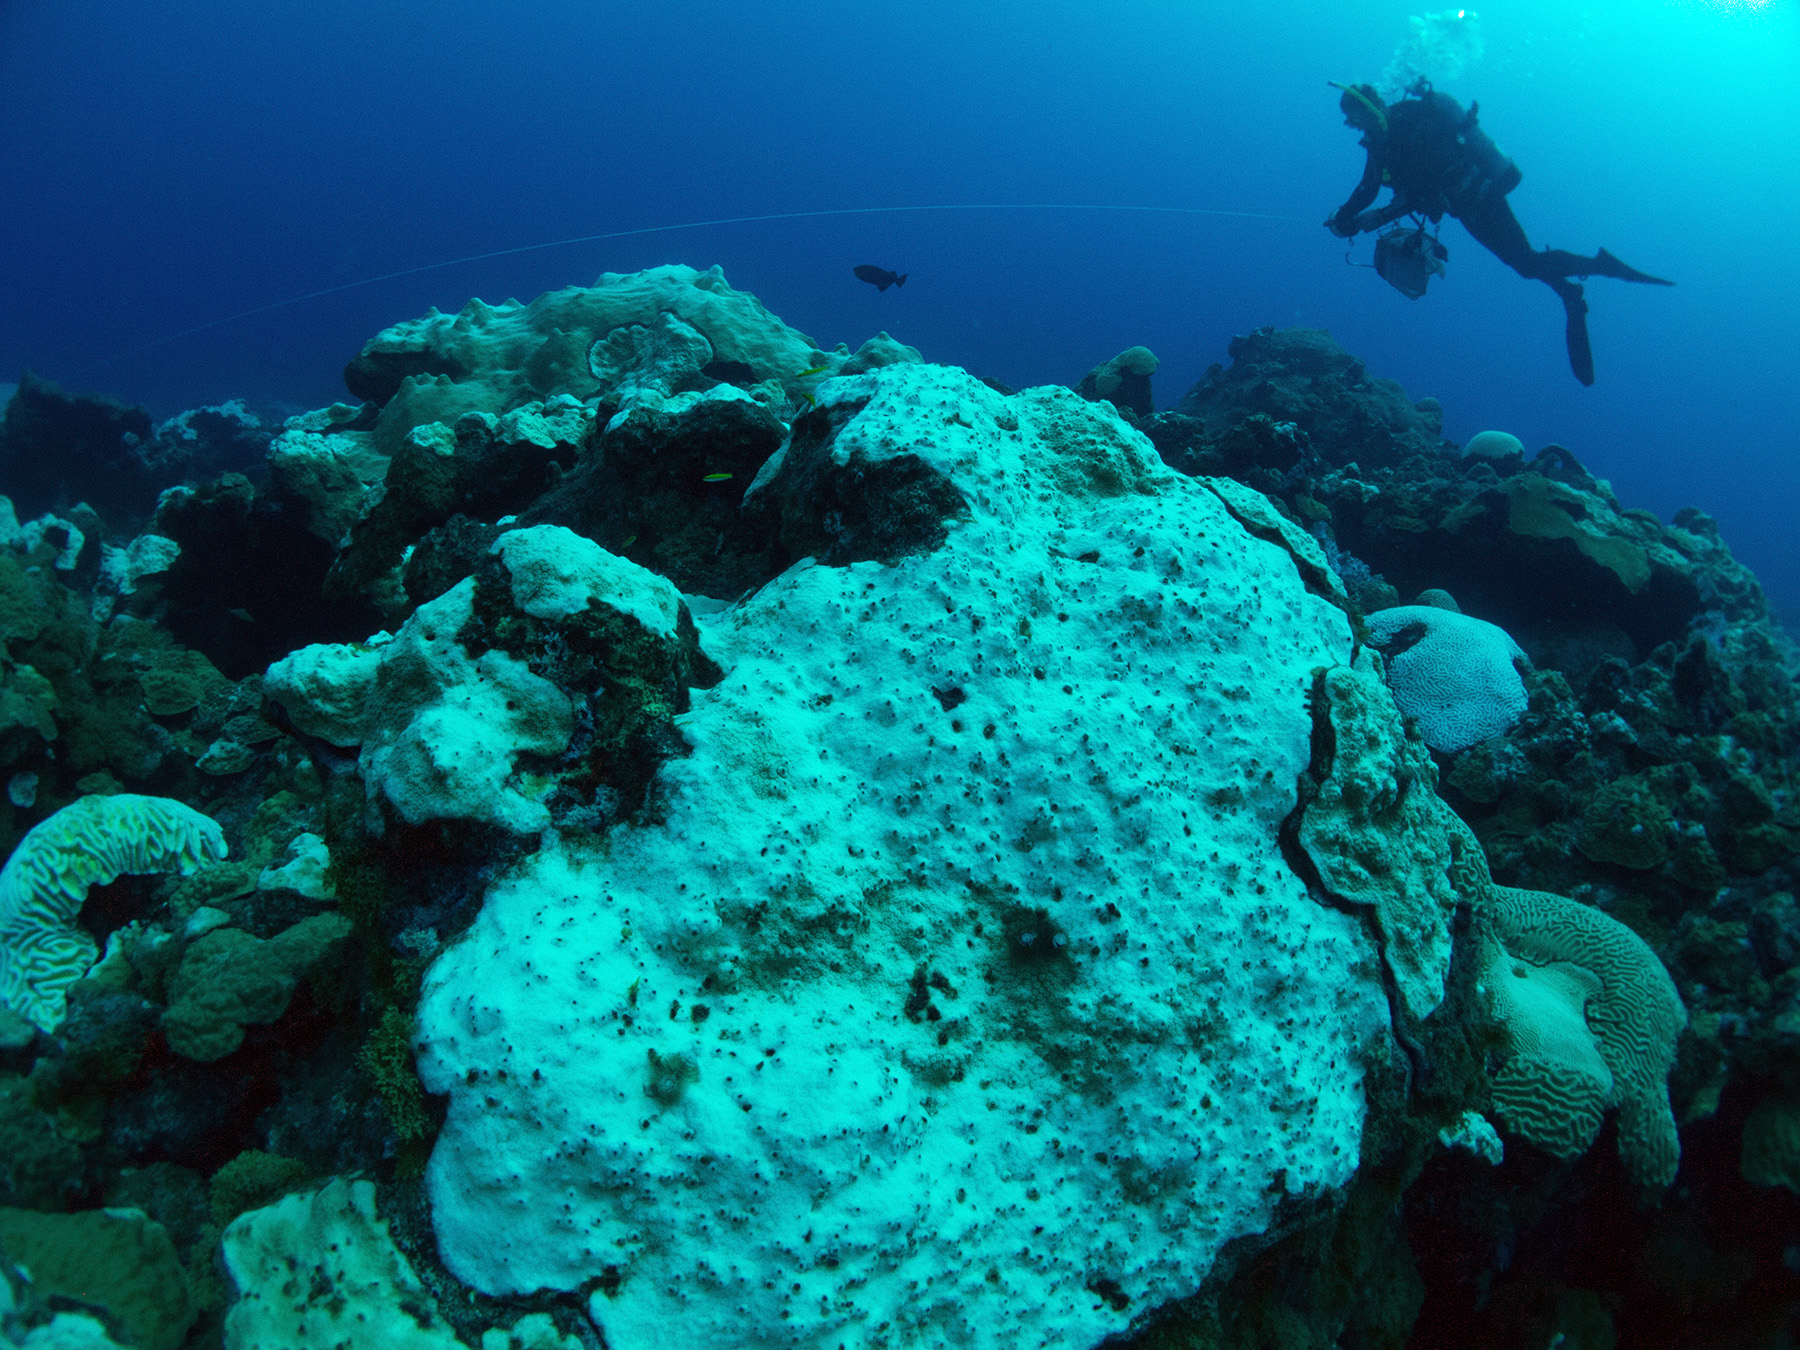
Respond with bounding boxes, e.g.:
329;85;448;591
0;281;1795;1348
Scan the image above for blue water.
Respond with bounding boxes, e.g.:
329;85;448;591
2;0;1796;614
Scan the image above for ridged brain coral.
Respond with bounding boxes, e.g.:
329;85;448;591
0;793;227;1031
1479;942;1614;1160
1482;881;1688;1189
1365;604;1529;753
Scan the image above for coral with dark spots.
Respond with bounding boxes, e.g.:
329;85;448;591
0;1074;91;1207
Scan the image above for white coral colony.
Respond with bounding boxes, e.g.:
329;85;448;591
414;363;1392;1349
1364;604;1529;753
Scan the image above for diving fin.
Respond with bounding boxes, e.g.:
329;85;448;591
1589;248;1674;286
1562;284;1595;386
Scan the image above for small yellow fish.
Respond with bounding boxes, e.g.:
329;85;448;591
620;535;636;548
702;472;734;482
795;364;831;378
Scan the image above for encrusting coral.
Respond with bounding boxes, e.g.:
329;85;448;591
0;794;227;1031
1299;654;1461;1022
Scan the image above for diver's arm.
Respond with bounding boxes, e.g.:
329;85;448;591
1328;140;1387;236
1346;199;1414;233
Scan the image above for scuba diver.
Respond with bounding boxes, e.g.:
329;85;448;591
1326;81;1672;385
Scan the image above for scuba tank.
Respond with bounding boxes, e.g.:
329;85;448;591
1456;102;1522;198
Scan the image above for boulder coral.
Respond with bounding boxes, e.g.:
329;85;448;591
1365;604;1529;753
414;361;1391;1349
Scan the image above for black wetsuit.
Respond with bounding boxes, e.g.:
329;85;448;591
1329;89;1671;385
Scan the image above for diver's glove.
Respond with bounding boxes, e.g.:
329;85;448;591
1325;212;1357;237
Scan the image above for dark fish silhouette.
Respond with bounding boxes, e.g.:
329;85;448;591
854;264;907;292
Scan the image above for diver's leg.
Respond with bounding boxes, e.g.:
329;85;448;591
1552;279;1595;386
1535;247;1674;285
1460;197;1672;286
1455;197;1542;279
1459;198;1596;383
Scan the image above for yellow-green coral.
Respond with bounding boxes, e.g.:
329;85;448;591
357;1005;430;1142
209;1149;312;1227
0;794;227;1031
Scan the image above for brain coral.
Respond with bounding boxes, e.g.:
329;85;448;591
0;794;227;1031
1482;881;1688;1188
1365;605;1528;753
1437;799;1688;1189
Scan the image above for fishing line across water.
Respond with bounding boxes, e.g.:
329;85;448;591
79;202;1310;375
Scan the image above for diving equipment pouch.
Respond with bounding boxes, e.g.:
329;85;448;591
1374;225;1449;300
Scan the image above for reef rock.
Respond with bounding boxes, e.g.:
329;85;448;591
342;264;835;437
1175;327;1446;469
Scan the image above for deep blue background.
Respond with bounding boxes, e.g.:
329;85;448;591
2;1;1795;616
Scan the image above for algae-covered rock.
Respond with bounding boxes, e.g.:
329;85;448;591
137;649;228;718
160;913;352;1061
0;1206;195;1350
1576;771;1677;870
1076;345;1158;417
327;401;591;602
0;1076;85;1207
1740;1091;1800;1192
1175;326;1446;468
